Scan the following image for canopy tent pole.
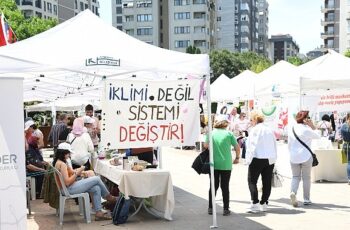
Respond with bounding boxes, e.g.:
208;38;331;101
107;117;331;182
205;73;218;228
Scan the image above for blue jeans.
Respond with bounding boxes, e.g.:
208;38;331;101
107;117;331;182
68;176;109;211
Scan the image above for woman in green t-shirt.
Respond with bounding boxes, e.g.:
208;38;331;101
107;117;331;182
204;115;240;216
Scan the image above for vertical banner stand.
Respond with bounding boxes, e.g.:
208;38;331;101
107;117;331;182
0;77;26;230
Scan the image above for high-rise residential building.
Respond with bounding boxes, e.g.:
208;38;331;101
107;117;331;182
112;0;214;53
321;0;350;54
15;0;99;22
216;0;262;53
257;0;268;57
268;34;299;63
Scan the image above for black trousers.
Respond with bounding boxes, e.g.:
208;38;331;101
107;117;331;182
248;158;274;205
72;160;91;170
208;169;231;210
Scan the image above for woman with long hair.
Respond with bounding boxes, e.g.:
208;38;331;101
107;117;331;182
53;143;116;220
288;110;320;207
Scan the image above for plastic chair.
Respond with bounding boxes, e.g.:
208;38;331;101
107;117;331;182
53;167;91;225
26;176;36;200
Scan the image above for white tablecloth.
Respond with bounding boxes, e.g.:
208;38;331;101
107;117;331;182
311;149;348;182
95;159;174;220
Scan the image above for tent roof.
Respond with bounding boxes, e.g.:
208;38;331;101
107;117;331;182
210;74;232;102
255;60;299;97
0;10;210;101
299;50;350;93
230;70;258;99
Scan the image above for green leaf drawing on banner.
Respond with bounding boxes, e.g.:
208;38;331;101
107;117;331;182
261;105;277;116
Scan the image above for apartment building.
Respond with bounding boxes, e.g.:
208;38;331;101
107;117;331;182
268;34;299;63
15;0;99;22
321;0;350;54
257;0;268;57
112;0;212;53
216;0;262;53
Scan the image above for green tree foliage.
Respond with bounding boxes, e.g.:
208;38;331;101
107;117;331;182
209;50;272;82
186;45;201;54
287;56;304;66
344;49;350;58
0;0;57;41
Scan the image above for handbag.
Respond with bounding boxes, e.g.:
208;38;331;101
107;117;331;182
292;127;319;167
192;148;210;175
271;169;283;188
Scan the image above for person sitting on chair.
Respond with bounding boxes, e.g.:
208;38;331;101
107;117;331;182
53;143;116;221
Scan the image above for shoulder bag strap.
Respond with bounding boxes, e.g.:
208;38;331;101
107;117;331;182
292;127;313;155
70;136;77;145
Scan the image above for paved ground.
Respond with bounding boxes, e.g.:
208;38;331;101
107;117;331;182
28;146;350;229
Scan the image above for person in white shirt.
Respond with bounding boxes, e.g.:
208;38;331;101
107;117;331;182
67;117;94;169
245;111;277;213
288;110;320;207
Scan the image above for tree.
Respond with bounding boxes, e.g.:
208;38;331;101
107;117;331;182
344;49;350;58
186;45;201;54
0;0;57;41
287;56;304;66
209;50;272;82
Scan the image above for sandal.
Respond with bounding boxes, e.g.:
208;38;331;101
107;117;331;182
95;212;112;221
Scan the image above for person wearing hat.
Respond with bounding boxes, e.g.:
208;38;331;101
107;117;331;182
53;143;116;221
204;114;240;216
24;119;35;151
67;118;94;169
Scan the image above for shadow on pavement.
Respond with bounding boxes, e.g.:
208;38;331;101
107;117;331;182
28;186;272;230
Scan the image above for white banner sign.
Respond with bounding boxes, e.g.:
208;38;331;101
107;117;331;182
101;79;200;149
0;78;26;230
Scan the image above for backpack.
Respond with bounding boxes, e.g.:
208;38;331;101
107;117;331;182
112;194;131;225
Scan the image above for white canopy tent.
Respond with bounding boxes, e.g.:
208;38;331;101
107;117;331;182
255;60;299;97
230;70;258;100
0;10;223;228
210;74;232;102
298;50;350;95
25;96;101;112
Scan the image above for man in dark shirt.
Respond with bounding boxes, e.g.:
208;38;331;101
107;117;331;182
48;113;68;153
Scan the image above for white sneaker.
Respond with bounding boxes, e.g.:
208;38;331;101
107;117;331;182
260;203;268;212
290;192;298;207
303;200;312;205
247;203;260;213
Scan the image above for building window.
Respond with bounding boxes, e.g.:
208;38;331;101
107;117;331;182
80;2;84;11
194;26;205;33
175;40;190;48
174;0;190;6
174;12;190;20
193;0;205;4
137;1;152;7
47;2;52;13
194;12;206;19
116;16;123;23
53;5;57;15
125;15;134;22
241;15;248;21
137;27;153;36
125;29;134;35
116;6;122;14
75;0;77;9
174;26;190;34
194;40;206;47
44;1;46;11
117;26;123;31
35;0;41;8
137;14;153;22
347;20;350;33
217;17;221;21
116;0;122;4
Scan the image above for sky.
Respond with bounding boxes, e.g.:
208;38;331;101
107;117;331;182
100;0;323;54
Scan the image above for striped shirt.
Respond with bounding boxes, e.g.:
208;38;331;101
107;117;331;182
48;121;67;147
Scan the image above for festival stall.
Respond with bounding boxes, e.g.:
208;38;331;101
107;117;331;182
0;10;217;228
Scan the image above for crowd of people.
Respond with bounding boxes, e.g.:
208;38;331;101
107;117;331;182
203;108;350;216
24;104;118;220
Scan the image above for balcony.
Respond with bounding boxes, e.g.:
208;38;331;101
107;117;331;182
321;17;335;26
321;4;335;13
321;31;335;39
